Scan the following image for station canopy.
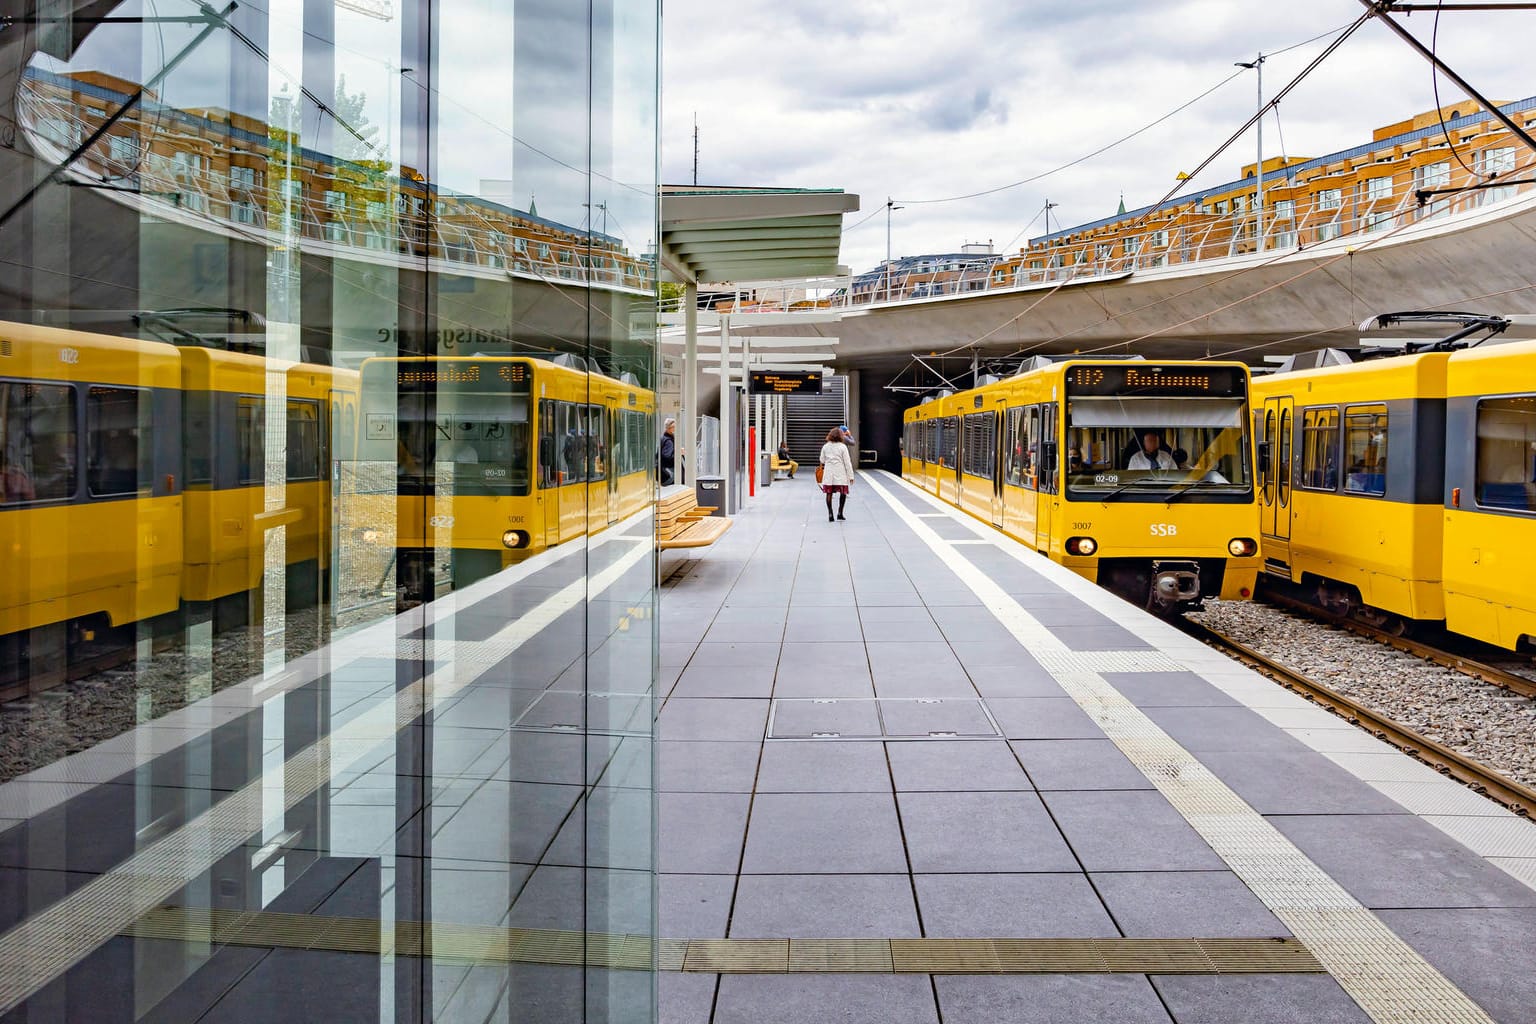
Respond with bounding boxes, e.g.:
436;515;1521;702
659;186;859;285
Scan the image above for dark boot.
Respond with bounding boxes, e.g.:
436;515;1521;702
837;495;848;520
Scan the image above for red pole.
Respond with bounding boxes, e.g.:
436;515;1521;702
748;425;757;496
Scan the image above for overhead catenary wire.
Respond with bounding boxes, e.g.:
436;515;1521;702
885;22;1358;210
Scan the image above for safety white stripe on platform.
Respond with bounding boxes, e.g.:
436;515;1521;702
0;528;654;1014
864;472;1496;1024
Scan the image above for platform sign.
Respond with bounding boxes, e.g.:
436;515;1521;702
749;370;822;395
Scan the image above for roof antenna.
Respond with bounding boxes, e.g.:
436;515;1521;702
692;113;699;186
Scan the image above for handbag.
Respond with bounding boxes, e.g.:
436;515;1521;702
815;464;824;484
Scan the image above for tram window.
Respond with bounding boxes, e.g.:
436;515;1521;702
586;404;608;480
1298;407;1340;491
1342;405;1387;495
940;417;958;468
236;397;264;485
87;386;151;497
1279;408;1292;505
963;412;994;480
538;399;558;488
1004;408;1026;485
1;381;76;505
1024;407;1041;490
183;391;212;484
1474;396;1536;512
1039;405;1059;495
286;400;322;482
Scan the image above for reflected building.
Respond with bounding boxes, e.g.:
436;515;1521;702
0;1;659;1022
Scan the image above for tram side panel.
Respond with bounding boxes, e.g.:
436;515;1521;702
1252;355;1450;626
1442;342;1536;650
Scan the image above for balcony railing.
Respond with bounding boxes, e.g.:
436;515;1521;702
16;86;655;295
683;160;1535;315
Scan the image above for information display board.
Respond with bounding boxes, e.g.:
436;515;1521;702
748;370;822;395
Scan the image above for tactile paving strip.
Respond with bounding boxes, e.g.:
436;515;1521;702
866;474;1500;1024
121;906;1320;975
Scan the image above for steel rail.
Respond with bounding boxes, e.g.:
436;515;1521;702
1182;618;1536;819
1260;591;1536;700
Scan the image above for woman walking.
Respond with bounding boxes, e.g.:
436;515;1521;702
818;426;855;522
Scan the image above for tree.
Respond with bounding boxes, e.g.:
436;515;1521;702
332;74;381;163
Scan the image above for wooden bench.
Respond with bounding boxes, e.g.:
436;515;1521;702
658;487;733;549
770;455;799;479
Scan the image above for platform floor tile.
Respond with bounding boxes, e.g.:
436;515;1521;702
1009;739;1157;792
885;739;1033;792
1269;813;1536;910
714;974;938;1024
897;791;1079;873
755;740;889;792
913;873;1119;938
935;975;1172;1024
1151;974;1371;1024
741;792;907;875
1090;870;1291;938
1040;790;1227;872
729;874;921;938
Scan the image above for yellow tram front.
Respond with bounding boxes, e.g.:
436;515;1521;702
358;355;654;597
1054;361;1260;609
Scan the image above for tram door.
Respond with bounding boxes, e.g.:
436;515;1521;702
605;409;620;526
990;406;1006;527
1259;397;1294;568
1036;404;1057;553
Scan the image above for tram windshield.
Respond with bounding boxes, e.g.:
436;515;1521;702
1064;397;1251;499
359;360;532;496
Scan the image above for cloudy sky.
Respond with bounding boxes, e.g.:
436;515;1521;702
662;0;1536;275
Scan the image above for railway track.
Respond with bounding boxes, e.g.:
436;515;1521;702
1181;618;1536;819
1259;590;1536;700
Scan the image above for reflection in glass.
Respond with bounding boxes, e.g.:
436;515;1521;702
0;0;659;1020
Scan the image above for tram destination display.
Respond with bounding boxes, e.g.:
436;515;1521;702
749;370;823;395
1065;364;1246;398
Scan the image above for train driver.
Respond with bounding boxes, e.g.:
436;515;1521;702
1127;430;1177;471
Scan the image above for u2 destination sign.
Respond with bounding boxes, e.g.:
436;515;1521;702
748;370;823;395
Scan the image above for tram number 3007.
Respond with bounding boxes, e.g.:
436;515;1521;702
1149;523;1178;537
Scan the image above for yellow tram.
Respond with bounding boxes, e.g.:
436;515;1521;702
0;320;356;692
903;358;1260;610
1253;338;1536;650
356;354;654;589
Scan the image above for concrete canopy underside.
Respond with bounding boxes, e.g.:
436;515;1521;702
734;191;1536;378
659;187;859;285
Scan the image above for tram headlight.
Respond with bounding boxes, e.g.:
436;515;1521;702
1066;536;1097;557
1227;537;1258;558
502;529;530;549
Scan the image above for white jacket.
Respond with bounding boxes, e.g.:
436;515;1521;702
819;441;855;485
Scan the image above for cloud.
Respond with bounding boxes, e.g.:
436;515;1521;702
664;0;1536;273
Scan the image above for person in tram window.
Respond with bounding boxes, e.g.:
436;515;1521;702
1127;429;1176;471
1171;447;1190;471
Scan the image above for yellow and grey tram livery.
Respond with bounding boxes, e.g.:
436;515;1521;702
1252;337;1536;650
358;354;654;589
903;358;1260;611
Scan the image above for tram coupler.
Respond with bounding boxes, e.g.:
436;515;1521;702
1149;560;1202;611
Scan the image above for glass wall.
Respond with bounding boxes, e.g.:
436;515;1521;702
0;0;658;1020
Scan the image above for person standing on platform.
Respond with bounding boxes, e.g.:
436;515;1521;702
658;417;677;485
819;426;854;522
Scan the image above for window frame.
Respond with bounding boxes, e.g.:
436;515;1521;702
1341;403;1389;497
1297;405;1341;493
